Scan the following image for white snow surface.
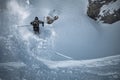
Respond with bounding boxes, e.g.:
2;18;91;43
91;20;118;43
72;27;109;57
0;62;26;69
0;54;119;70
42;55;120;69
1;0;120;69
5;0;120;61
0;0;120;79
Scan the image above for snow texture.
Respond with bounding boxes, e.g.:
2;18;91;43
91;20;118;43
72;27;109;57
99;0;120;16
0;0;120;80
0;62;26;69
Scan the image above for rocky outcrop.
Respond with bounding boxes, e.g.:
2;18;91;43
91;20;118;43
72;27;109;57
87;0;120;24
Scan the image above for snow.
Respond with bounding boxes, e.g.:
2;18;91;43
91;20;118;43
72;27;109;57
0;62;26;69
42;55;120;69
7;0;30;23
99;0;120;16
2;0;120;62
54;51;73;60
0;0;120;79
26;0;30;5
91;0;97;2
2;0;120;65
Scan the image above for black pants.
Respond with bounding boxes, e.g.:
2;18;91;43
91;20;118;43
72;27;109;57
33;26;39;34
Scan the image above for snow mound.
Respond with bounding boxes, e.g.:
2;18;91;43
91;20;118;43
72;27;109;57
42;55;120;69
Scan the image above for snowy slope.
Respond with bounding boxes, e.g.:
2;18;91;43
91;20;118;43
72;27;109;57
43;55;120;69
5;0;120;60
0;0;120;80
0;55;120;80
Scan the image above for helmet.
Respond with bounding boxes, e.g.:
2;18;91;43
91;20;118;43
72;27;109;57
35;17;38;20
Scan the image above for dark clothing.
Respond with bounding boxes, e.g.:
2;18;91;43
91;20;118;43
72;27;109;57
33;26;39;34
31;19;44;34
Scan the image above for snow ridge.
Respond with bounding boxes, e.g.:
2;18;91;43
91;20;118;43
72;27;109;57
43;55;120;69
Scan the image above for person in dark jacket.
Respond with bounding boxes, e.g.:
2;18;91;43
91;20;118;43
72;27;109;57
30;17;44;34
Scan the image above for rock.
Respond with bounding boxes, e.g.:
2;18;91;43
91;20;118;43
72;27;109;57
87;0;120;24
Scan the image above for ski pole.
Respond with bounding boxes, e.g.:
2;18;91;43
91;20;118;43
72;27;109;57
17;25;31;27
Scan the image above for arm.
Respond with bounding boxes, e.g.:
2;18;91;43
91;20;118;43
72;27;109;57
42;22;44;27
30;21;33;25
39;20;44;27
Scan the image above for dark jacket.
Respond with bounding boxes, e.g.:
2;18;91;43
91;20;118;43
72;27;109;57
31;20;44;27
30;18;44;34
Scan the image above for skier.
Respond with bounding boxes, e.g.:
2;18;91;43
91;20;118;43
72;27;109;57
46;16;59;24
30;17;44;34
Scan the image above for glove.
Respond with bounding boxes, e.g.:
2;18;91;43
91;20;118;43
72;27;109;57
30;22;33;25
42;22;44;27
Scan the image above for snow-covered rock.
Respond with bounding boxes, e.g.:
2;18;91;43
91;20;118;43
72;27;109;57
87;0;120;24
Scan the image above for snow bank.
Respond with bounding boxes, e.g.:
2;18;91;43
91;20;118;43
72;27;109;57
43;55;120;69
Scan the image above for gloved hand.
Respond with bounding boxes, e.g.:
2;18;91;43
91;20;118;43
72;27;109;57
42;22;44;27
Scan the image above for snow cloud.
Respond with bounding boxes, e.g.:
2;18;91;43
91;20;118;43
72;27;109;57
7;0;30;23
